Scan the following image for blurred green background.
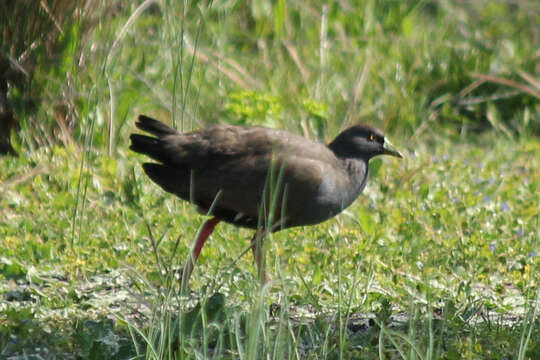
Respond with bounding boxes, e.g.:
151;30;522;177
1;0;538;154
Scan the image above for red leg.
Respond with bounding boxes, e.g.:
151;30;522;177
250;228;269;283
181;217;220;284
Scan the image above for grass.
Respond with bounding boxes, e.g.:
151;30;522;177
1;133;537;358
1;0;539;359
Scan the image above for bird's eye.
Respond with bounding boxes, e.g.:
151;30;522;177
369;133;375;141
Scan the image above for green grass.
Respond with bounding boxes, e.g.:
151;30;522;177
1;0;539;359
1;133;538;358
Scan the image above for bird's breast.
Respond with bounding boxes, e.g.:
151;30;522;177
291;160;369;227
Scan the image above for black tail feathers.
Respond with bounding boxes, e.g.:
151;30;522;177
130;115;177;163
135;115;177;137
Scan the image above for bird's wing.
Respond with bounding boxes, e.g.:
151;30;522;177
193;152;328;228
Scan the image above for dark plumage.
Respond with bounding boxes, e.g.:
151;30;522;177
130;115;402;282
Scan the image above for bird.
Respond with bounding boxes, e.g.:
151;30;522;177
130;115;402;283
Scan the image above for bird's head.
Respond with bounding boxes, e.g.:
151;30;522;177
329;125;403;160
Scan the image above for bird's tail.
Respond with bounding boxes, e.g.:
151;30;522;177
129;115;177;163
135;114;177;137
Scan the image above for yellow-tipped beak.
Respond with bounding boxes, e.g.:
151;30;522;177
383;138;403;158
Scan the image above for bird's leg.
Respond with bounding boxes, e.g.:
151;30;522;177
181;217;221;285
250;228;269;283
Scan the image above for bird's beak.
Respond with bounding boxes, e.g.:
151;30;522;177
382;138;403;158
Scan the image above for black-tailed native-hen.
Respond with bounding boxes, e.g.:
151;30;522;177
130;115;402;283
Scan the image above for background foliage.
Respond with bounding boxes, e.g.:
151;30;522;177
0;0;538;358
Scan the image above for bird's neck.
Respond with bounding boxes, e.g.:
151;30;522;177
328;138;351;158
342;158;370;192
320;157;369;214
